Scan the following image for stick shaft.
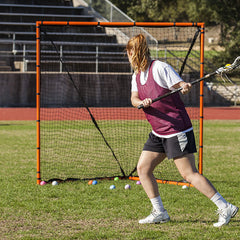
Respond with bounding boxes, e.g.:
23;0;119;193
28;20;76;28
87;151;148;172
137;71;216;109
137;56;240;109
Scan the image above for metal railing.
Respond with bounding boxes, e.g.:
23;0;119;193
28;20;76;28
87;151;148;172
83;0;158;57
0;38;130;72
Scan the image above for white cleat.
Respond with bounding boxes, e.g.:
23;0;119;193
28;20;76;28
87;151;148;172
139;209;170;224
213;203;239;227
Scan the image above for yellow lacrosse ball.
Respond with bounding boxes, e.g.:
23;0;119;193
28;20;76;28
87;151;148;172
225;64;231;67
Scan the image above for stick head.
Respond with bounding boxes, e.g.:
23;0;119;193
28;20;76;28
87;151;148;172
215;57;240;84
216;56;240;74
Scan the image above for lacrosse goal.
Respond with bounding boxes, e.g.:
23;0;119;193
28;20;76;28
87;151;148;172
36;22;204;186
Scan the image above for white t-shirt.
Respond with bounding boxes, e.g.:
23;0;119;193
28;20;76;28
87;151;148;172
131;60;183;92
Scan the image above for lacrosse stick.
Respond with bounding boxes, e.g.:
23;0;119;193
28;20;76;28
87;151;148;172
138;56;240;109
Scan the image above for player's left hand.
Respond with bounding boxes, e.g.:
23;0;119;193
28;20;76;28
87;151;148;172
181;82;192;94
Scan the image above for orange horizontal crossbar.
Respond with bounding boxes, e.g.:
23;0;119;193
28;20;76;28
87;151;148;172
129;176;193;187
135;22;204;27
36;21;204;28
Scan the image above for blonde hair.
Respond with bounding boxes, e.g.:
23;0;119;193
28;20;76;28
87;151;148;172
126;34;151;73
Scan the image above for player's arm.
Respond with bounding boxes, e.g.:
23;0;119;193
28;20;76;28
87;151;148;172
172;81;192;94
131;91;152;108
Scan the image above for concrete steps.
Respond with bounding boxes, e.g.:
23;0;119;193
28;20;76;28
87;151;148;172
0;60;12;71
0;1;130;73
208;83;240;105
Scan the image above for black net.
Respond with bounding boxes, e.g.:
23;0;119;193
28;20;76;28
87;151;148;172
39;24;201;182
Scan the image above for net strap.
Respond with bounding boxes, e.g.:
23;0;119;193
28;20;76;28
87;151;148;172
179;27;201;77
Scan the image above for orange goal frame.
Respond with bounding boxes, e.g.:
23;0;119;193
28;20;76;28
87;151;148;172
36;21;205;187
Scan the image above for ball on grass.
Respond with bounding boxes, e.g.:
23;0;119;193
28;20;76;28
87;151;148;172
124;184;131;190
109;185;116;190
92;180;98;185
88;180;93;185
182;185;189;190
114;177;119;181
52;181;58;186
40;181;46;186
136;180;141;185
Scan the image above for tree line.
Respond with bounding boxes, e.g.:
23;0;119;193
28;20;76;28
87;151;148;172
111;0;240;65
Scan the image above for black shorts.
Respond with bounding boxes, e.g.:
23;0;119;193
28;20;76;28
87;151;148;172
143;130;197;159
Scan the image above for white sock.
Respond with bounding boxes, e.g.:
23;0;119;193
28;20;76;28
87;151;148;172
150;196;165;212
210;192;228;209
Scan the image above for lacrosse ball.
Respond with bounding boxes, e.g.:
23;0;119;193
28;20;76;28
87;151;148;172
52;181;58;186
110;185;116;190
182;185;189;190
114;177;119;181
88;180;93;185
125;184;131;189
136;180;141;185
92;180;98;185
40;181;46;185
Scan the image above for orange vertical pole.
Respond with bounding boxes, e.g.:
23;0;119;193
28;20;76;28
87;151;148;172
36;21;41;184
199;23;205;175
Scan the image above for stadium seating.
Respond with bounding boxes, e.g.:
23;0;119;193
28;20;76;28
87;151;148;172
0;0;129;72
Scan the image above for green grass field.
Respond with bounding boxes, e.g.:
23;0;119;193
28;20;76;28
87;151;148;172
0;120;239;240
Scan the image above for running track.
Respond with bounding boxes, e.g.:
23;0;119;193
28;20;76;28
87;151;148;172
0;107;240;120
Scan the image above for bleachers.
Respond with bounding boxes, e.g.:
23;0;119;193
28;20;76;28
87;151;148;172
0;31;117;42
1;3;83;14
0;12;94;22
0;1;130;72
0;0;73;6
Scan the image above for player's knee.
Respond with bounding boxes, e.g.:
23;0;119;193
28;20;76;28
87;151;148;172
137;163;149;176
137;163;143;175
183;172;199;184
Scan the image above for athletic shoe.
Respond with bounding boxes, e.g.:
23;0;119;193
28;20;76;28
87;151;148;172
139;209;170;224
213;203;239;227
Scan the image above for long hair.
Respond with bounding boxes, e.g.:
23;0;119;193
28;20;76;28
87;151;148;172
126;34;151;73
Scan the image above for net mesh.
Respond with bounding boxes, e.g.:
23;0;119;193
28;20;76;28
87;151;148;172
38;24;201;182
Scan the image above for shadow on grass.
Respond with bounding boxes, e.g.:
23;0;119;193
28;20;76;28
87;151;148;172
169;218;240;225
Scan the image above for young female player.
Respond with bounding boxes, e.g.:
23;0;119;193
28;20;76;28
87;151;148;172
126;33;238;227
